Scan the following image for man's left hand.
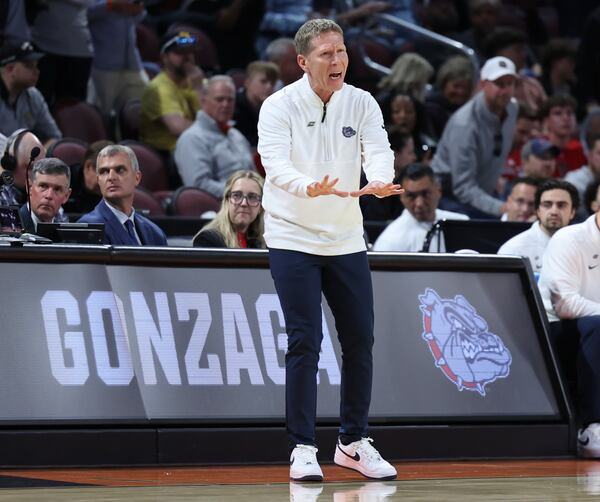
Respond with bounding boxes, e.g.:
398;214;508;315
350;181;404;198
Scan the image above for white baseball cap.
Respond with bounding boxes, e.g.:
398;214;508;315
480;56;516;82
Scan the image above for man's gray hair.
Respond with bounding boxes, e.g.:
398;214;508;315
31;157;71;186
294;18;343;56
96;144;139;172
265;37;296;62
200;75;235;97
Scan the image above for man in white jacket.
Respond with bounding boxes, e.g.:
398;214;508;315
539;207;600;457
258;18;401;482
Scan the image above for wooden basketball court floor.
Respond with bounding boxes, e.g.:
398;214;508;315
0;459;599;500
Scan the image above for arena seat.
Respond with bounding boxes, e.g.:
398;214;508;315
53;100;108;144
170;186;221;217
46;137;88;168
133;187;166;217
119;140;169;192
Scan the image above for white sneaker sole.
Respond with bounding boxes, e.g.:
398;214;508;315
334;446;397;480
289;472;323;482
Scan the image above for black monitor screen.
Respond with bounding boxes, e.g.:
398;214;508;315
439;219;530;253
37;222;104;244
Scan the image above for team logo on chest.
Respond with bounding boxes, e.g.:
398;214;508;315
342;126;356;138
418;288;512;396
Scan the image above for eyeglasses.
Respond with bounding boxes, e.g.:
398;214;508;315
161;32;198;53
229;191;261;207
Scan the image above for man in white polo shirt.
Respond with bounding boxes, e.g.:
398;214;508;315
498;179;578;271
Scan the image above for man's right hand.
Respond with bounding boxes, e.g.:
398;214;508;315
306;175;349;197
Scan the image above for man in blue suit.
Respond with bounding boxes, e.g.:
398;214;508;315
78;144;167;246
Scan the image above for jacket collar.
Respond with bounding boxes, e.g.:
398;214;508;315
298;73;343;108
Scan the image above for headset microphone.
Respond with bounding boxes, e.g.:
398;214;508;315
26;147;41;232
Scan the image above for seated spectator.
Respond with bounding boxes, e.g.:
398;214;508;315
498;179;578;272
521;138;560;181
378;53;434;104
432;56;518;218
78;144;167;246
87;0;148;117
360;125;416;222
193;170;265;248
387;92;436;162
540;95;587;176
566;134;600;213
502;177;538;222
538;203;600;458
503;103;540;182
0;128;46;205
233;61;279;147
20;157;71;233
425;55;475;138
540;38;577;99
585;180;600;217
175;75;255;199
483;26;547;115
63;139;113;215
0;42;62;143
373;163;468;252
140;30;204;155
265;37;303;90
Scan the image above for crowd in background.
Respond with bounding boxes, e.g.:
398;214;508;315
0;0;599;251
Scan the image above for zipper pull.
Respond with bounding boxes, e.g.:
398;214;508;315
321;103;327;123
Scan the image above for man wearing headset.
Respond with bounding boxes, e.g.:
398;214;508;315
0;128;45;206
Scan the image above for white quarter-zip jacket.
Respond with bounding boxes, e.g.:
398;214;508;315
257;74;394;255
539;214;600;322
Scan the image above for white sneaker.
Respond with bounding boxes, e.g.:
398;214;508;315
334;437;397;480
290;444;324;481
290;482;324;501
578;423;600;458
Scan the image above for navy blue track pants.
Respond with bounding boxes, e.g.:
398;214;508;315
268;248;374;450
550;316;600;425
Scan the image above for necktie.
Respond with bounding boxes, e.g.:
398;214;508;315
124;219;137;244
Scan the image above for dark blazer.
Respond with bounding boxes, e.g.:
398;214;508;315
77;199;167;246
19;204;35;234
193;228;262;248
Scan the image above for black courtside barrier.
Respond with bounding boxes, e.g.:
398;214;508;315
0;244;573;466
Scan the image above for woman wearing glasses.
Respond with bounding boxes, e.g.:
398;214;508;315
193;170;265;248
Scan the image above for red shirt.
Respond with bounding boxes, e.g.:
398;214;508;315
237;232;248;248
555;139;587;177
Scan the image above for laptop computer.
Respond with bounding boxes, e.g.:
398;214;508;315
36;222;105;245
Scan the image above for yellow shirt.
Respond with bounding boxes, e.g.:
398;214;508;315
140;71;200;152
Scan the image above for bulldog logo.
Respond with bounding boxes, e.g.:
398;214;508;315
418;288;512;396
342;126;356;138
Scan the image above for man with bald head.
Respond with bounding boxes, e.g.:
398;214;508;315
0;128;45;205
174;75;256;198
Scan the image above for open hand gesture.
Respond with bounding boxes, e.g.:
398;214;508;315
350;181;403;198
307;175;349;197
